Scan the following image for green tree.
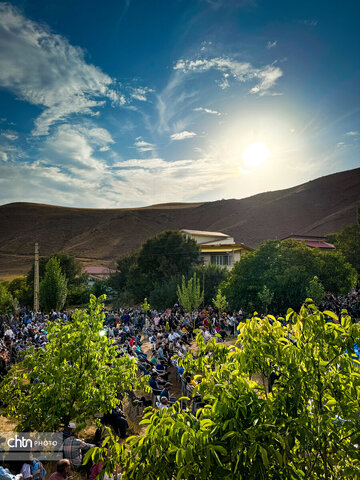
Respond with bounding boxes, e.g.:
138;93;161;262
149;276;181;311
193;264;229;305
0;283;18;314
257;285;274;314
88;302;360;479
212;290;228;313
131;231;200;301
39;257;68;311
334;221;360;273
222;240;357;313
177;273;203;316
306;276;326;305
7;277;32;306
0;295;147;431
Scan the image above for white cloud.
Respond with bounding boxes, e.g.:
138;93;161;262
130;87;153;102
0;3;123;135
300;19;318;27
345;131;359;136
174;56;283;95
1;131;18;141
194;107;221;116
170;131;197;141
266;40;277;50
134;138;155;152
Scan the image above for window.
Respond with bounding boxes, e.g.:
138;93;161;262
211;254;232;266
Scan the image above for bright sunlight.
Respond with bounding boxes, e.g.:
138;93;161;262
242;141;270;168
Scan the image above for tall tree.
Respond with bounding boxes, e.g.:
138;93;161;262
39;257;68;311
177;273;203;315
0;295;147;431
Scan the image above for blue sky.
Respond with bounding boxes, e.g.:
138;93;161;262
0;0;359;208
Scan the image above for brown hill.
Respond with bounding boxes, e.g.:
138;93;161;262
0;168;359;278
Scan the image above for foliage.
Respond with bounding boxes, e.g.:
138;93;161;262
111;231;201;303
27;253;89;308
141;297;150;313
222;240;357;313
212;290;228;312
257;285;274;314
334;219;360;273
89;302;360;479
193;264;229;305
149;276;181;311
0;283;18;314
39;257;68;312
7;277;32;306
177;273;203;314
0;295;147;431
306;276;326;305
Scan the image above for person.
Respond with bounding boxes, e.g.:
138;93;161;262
160;382;176;403
156;396;170;410
0;467;22;480
148;372;165;392
63;423;94;469
48;460;71;480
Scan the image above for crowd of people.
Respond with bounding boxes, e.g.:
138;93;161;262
0;286;359;479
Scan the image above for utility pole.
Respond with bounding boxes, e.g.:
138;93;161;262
34;243;39;312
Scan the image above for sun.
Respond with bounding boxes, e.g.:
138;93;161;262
242;141;270;168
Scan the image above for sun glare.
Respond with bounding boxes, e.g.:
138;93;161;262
242;141;270;168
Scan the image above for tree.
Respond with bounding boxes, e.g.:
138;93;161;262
257;285;273;314
193;264;229;305
0;295;147;431
334;221;360;273
222;240;357;313
39;257;68;311
0;283;18;314
212;290;228;313
27;253;89;307
306;276;326;305
177;273;203;315
111;231;201;303
87;302;360;479
7;277;32;306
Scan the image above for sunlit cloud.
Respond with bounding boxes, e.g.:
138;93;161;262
345;131;359;136
134;138;156;152
194;107;222;116
174;56;283;95
1;131;18;141
0;3;124;136
170;131;197;141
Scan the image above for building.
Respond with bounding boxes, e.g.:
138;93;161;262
181;229;253;270
83;266;115;285
281;234;335;250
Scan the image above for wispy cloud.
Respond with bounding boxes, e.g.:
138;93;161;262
134;137;156;152
266;40;277;49
174;56;283;95
0;3;124;136
345;131;359;136
194;107;222;116
130;86;153;102
1;131;18;141
170;131;197;141
299;19;318;27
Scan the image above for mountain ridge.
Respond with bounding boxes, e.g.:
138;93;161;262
0;167;359;278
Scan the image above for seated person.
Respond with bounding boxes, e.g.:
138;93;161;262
156;396;170;410
148;372;165;392
160;382;177;403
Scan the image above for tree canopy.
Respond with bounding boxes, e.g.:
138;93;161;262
87;302;360;479
222;240;357;313
110;231;201;304
39;257;68;312
0;295;146;431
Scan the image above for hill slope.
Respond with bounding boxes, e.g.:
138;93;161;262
0;168;359;278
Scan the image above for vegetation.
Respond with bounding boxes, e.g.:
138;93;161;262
109;231;201;305
306;276;326;305
194;264;229;305
0;295;146;431
27;253;90;307
0;283;18;314
333;209;360;274
222;240;357;313
39;257;68;311
177;273;204;315
87;302;360;479
212;290;228;313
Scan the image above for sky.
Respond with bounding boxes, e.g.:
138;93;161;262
0;0;359;208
